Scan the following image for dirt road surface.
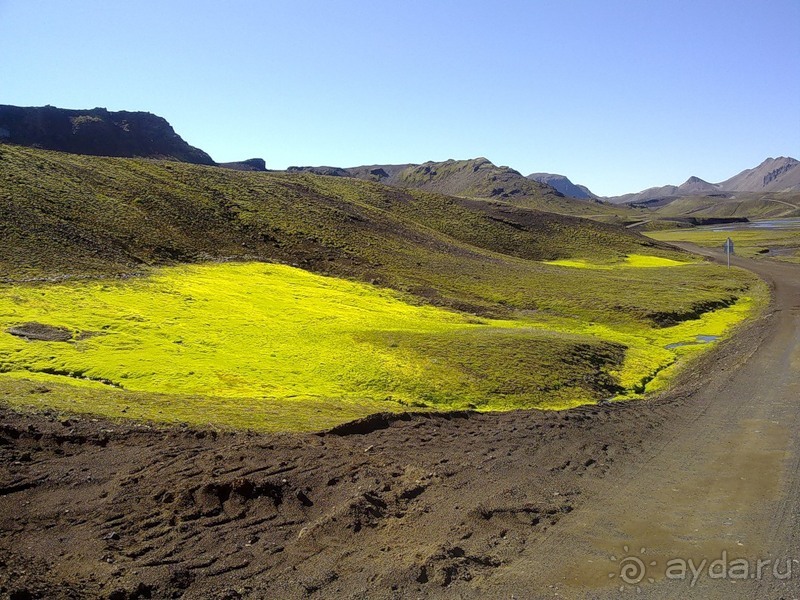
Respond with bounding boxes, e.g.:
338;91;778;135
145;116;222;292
1;248;797;599
479;246;800;599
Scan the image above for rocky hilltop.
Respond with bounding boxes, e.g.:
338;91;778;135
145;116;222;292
218;158;268;171
0;104;216;164
611;176;723;205
527;173;596;199
291;157;574;198
287;158;621;215
380;158;559;200
289;158;558;199
0;104;270;170
718;157;800;193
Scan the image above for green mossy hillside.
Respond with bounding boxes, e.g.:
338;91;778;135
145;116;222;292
0;145;770;430
0;144;729;325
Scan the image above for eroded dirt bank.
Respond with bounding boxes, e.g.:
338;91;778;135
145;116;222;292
1;252;797;599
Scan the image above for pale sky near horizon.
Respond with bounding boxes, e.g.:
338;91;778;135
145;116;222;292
1;0;798;196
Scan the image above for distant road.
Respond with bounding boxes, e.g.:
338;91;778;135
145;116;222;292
765;198;799;211
625;218;651;228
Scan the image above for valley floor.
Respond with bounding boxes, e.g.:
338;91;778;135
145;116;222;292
0;250;798;599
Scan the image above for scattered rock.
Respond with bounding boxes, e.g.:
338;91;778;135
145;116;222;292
219;158;267;172
295;489;313;507
7;322;74;342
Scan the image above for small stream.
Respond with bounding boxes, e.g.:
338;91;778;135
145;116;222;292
665;334;719;350
709;218;800;232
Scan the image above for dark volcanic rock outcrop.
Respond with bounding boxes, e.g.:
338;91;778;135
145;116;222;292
0;104;214;164
287;165;351;177
219;158;267;171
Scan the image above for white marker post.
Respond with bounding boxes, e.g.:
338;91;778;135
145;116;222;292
724;237;734;268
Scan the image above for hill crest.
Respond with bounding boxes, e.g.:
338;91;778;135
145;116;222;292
287;157;623;216
718;156;800;193
527;173;597;199
0;104;267;171
0;104;215;165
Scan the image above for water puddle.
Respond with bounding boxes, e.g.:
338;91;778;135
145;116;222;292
665;334;719;350
768;247;798;256
710;218;800;232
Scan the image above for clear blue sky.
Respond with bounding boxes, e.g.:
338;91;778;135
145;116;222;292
1;0;798;196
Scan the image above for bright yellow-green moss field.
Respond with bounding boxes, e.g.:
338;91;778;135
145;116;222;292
544;254;689;269
0;258;767;431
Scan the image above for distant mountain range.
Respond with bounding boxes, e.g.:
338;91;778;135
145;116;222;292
291;158;557;200
1;104;795;213
292;157;800;207
287;158;625;216
607;157;800;204
289;162;603;201
289;157;800;207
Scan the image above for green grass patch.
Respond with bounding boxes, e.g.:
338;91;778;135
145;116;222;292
647;227;800;263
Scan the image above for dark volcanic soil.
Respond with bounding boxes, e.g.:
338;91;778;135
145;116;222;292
0;251;797;600
0;402;679;600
